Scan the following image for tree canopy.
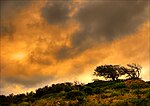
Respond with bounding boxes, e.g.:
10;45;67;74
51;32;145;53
93;63;142;81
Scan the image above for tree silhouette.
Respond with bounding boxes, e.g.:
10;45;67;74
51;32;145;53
126;63;142;79
94;64;142;81
93;65;123;81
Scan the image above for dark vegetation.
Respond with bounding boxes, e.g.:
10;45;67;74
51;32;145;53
0;64;150;106
94;63;142;81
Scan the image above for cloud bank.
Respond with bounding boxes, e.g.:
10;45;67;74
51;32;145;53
56;0;149;60
0;0;149;95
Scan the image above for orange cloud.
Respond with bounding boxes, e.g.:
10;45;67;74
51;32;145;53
0;1;149;95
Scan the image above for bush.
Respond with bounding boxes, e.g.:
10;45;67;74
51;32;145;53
145;89;150;99
111;91;120;97
0;95;11;106
110;100;128;106
93;87;103;94
132;89;142;94
32;99;48;106
130;84;140;89
41;93;58;99
64;86;72;92
51;84;64;93
18;102;29;106
122;88;130;93
125;79;148;89
85;100;99;106
112;82;127;89
101;94;110;99
142;89;150;94
77;96;85;103
119;89;128;95
83;86;93;95
128;98;148;106
65;90;84;100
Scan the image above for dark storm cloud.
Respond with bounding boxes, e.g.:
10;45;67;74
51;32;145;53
55;0;149;60
55;46;78;60
41;0;71;25
0;0;32;20
0;0;32;38
72;0;148;48
55;44;93;60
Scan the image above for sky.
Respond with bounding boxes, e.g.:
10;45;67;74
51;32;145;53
0;0;149;95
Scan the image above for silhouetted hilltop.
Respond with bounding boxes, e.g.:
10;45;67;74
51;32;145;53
0;78;150;106
1;64;150;106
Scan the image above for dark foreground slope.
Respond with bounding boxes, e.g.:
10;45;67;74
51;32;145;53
1;79;150;106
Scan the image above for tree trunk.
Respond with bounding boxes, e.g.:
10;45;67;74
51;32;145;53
112;77;115;81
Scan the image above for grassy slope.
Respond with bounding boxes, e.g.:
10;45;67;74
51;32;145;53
3;79;150;106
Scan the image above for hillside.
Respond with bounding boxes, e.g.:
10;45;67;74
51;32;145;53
0;78;150;106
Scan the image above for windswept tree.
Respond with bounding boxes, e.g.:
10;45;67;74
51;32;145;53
93;65;124;81
126;63;142;79
94;64;142;81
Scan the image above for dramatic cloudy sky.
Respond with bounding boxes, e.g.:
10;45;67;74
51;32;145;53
0;0;149;95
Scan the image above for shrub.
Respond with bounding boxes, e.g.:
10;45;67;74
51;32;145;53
58;91;66;97
111;91;120;97
101;94;110;99
125;79;148;89
41;93;58;99
110;100;128;106
132;89;142;99
128;98;148;106
130;84;140;89
145;89;150;99
85;100;99;106
51;84;64;93
0;95;11;106
65;90;84;100
122;88;130;92
32;99;48;106
132;89;142;94
64;85;72;92
112;82;127;89
13;94;26;104
93;87;104;94
142;89;150;94
119;89;128;95
83;86;93;95
18;102;29;106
